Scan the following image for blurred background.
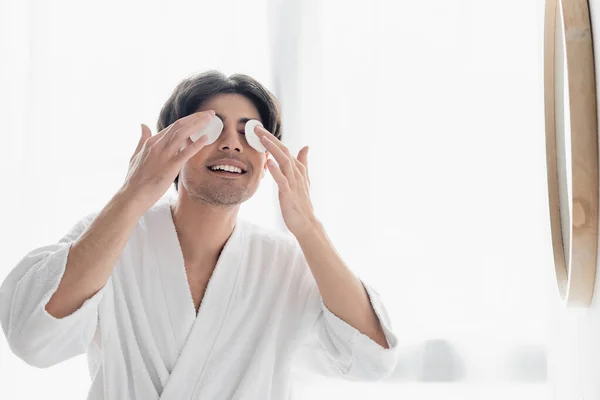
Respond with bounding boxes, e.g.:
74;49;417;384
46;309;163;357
0;0;565;398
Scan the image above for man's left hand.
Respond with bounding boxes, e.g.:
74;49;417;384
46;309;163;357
255;126;317;238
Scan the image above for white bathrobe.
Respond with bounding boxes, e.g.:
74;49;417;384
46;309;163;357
0;193;398;399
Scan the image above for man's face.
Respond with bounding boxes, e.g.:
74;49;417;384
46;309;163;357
179;93;269;206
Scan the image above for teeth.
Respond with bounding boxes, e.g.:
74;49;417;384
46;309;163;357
210;165;243;174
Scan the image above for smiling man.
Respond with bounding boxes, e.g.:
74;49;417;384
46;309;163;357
0;71;398;399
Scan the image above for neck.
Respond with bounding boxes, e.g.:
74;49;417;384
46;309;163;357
170;188;239;268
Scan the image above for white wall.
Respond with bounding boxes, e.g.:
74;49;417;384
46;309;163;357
548;1;600;399
289;0;552;398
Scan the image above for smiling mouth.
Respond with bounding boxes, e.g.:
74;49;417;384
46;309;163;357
207;166;247;177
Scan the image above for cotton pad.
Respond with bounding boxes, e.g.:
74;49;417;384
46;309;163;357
190;115;224;145
245;119;266;152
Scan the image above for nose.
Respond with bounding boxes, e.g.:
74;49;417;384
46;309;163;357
217;124;244;153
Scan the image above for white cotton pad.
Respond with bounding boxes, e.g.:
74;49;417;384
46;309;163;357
245;119;266;152
190;115;224;145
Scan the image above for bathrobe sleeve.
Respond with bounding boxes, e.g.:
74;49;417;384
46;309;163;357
292;246;399;381
0;211;109;368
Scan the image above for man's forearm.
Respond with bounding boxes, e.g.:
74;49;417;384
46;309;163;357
45;189;145;319
295;220;389;349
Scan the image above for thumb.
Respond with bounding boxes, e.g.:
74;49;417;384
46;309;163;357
132;124;152;161
140;123;152;139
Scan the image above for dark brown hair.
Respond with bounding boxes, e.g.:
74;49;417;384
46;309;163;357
156;70;283;190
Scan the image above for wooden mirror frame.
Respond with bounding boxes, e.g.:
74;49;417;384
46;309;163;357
544;0;598;307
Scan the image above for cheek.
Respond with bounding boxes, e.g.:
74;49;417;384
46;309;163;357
189;143;213;158
185;147;212;169
253;156;268;179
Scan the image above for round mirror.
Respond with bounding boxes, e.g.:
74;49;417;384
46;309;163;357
544;0;598;307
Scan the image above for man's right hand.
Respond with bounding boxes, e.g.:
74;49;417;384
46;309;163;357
121;109;215;212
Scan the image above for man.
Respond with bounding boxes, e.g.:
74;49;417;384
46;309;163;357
0;71;398;399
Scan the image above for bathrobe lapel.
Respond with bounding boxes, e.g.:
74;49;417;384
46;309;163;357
149;196;247;399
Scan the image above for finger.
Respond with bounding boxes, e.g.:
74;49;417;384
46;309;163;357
259;135;296;182
142;122;152;133
297;146;309;169
255;125;291;157
255;125;300;180
174;134;209;164
266;159;291;192
147;119;178;145
131;124;152;162
296;146;310;185
150;110;214;147
160;109;214;147
293;159;310;187
164;110;215;152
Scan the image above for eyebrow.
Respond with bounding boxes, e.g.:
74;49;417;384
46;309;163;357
215;113;258;125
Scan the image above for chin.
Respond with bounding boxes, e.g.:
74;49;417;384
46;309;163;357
182;171;261;202
186;185;255;207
